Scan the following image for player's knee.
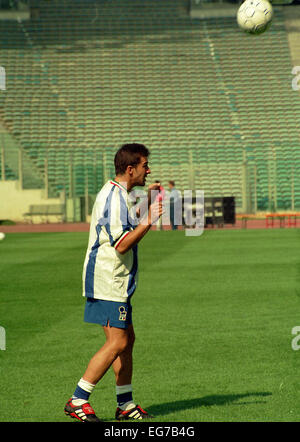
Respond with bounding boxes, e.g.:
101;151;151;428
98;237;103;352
110;336;129;355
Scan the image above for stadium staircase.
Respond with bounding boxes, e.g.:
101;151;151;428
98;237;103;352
0;0;299;210
0;112;45;189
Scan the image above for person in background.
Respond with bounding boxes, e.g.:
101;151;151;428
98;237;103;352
168;180;181;230
154;180;165;231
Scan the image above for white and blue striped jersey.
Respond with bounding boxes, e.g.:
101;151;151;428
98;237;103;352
82;180;138;302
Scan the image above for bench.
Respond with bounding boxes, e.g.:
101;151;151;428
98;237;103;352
236;214;258;229
24;204;65;223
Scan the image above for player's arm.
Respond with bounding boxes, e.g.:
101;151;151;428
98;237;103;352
115;201;163;255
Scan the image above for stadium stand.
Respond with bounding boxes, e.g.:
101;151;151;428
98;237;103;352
0;0;299;212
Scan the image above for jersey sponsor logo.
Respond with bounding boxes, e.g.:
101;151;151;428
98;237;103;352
119;306;127;321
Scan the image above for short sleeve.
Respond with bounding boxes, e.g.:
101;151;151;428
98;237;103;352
102;187;132;248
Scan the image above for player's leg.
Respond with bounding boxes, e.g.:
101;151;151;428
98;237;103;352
103;324;153;420
65;300;151;421
103;323;135;386
64;326;130;422
81;325;130;384
170;202;177;230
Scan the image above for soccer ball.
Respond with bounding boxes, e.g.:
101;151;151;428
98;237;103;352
0;232;5;241
237;0;273;34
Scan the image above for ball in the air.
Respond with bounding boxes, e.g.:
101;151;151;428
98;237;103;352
237;0;273;34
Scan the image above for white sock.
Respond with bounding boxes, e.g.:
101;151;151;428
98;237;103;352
116;384;136;411
72;378;95;405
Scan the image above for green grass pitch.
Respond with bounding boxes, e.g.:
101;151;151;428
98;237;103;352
0;228;300;422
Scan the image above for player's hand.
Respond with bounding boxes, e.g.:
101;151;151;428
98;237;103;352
148;201;163;225
148;182;160;192
147;182;161;206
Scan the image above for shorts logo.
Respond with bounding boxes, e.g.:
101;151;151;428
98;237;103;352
119;306;127;321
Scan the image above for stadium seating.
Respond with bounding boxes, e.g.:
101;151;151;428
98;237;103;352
0;0;299;210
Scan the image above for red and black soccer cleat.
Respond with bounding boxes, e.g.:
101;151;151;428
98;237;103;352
64;398;101;423
115;404;153;420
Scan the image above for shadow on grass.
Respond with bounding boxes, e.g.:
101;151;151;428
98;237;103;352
147;392;272;417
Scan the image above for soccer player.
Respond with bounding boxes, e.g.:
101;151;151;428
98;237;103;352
64;143;163;422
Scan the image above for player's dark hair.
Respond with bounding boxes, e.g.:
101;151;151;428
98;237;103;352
114;143;150;175
169;180;175;186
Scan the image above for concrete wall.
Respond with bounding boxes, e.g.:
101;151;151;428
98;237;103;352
0;180;62;223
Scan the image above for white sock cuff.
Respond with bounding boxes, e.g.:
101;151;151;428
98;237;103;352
116;384;133;395
78;377;96;393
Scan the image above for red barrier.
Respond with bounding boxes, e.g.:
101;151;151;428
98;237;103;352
266;213;299;228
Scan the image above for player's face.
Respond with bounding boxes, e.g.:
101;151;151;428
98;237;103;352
133;156;151;186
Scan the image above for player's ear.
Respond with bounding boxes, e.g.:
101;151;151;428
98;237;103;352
127;165;134;175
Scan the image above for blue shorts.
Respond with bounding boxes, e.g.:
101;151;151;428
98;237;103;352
84;298;133;329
